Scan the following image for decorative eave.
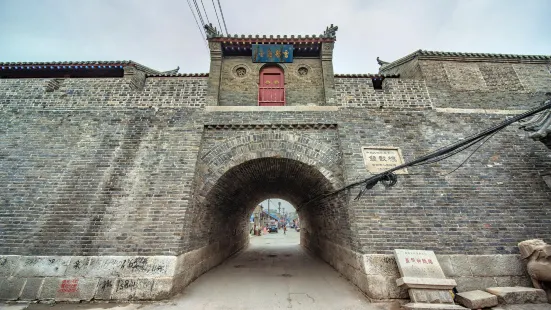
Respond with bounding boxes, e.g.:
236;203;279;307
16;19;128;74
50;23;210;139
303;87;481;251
146;73;209;77
0;60;160;74
334;73;399;78
380;49;551;72
204;23;338;44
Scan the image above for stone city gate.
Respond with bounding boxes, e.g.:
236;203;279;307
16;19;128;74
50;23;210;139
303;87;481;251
2;25;551;302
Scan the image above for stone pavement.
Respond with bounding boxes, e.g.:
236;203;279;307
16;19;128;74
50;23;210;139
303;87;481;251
2;230;384;310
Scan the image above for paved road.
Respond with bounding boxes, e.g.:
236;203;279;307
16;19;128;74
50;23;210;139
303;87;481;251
3;230;381;310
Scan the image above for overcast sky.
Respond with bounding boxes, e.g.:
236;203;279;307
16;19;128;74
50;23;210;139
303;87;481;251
1;0;550;73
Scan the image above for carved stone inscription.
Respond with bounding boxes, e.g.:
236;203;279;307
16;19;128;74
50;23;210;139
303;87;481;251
362;146;407;174
394;249;445;279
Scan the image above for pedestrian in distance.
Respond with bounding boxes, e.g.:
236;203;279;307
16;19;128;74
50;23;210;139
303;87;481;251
283;224;287;235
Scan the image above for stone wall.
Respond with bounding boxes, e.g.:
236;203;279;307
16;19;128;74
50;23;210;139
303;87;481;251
337;108;551;254
218;57;325;106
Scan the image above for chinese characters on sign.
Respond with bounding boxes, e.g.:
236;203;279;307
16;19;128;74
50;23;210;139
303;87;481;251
252;44;293;63
361;147;407;174
394;249;446;279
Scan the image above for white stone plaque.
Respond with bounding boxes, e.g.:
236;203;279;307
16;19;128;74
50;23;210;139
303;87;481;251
361;146;408;174
394;249;445;279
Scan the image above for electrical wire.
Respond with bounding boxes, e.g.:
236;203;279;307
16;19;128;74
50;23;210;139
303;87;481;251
186;0;208;49
211;0;224;35
200;0;211;24
192;0;205;26
217;0;229;35
299;99;551;208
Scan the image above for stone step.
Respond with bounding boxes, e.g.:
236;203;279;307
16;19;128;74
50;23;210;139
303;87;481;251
456;290;499;309
486;287;548;305
403;303;466;310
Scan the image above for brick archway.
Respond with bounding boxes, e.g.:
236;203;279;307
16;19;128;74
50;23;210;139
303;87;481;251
177;128;355;284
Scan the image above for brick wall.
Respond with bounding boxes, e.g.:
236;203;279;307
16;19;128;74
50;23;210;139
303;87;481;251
334;77;432;109
218;57;325;106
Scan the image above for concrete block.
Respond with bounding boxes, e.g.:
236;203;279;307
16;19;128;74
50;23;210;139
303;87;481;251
455;277;498;292
486;287;548;304
94;278;115;300
20;278;44;300
151;277;173;300
0;277;25;300
111;278;154;300
468;255;526;277
14;256;70;277
363;254;401;277
456;290;498;309
403;303;466;310
0;256;21;277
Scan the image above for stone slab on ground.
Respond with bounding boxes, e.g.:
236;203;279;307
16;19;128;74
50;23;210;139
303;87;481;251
486;287;548;305
456;290;498;309
403;303;466;310
491;305;551;310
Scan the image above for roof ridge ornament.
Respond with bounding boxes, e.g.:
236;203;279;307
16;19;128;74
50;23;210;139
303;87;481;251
376;57;389;66
204;23;222;38
323;24;338;38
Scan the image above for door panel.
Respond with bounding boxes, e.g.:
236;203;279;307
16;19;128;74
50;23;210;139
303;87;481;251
259;67;285;106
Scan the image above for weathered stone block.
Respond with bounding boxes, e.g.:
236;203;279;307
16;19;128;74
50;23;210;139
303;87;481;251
94;278;115;300
363;254;401;277
14;256;70;277
0;277;25;300
486;287;548;304
403;302;466;310
54;278;98;301
20;278;44;300
0;256;21;277
455;290;498;309
111;278;154;300
455;277;498;292
151;277;173;300
468;255;526;277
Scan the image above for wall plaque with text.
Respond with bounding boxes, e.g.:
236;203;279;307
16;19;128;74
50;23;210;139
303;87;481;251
361;146;408;174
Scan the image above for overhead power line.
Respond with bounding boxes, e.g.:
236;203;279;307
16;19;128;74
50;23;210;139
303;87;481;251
192;0;205;26
200;0;211;24
211;0;224;35
299;99;551;208
186;0;208;49
217;0;229;35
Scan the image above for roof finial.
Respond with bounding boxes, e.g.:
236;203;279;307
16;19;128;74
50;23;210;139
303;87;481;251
204;23;222;39
377;57;389;66
323;24;338;38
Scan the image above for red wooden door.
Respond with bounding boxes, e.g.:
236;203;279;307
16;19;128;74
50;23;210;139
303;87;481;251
258;66;285;106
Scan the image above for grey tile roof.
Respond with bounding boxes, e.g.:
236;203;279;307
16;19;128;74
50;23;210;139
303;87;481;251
0;60;161;75
380;49;551;71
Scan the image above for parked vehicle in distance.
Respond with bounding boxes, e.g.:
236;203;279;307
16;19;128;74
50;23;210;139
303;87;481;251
268;225;278;233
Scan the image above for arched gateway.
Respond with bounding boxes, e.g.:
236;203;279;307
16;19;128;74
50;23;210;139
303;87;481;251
1;23;551;304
